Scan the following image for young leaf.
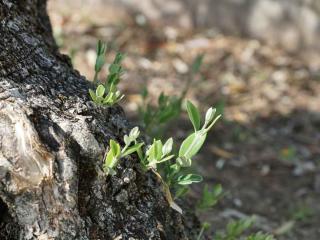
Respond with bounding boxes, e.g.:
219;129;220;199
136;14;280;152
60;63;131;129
177;174;203;185
168;163;181;177
191;54;204;74
110;139;120;157
141;86;148;99
186;101;201;131
147;143;155;161
158;92;167;106
89;89;97;102
246;232;275;240
226;216;255;238
162;138;173;156
109;64;121;75
204;107;216;125
129;127;140;140
95;41;107;73
124;135;131;146
157;155;175;163
176;156;192;167
122;143;144;156
96;40;107;56
152;140;163;161
95;55;105;73
96;85;105;97
198;184;223;210
103;92;114;104
179;132;207;159
113;52;125;65
104;150;116;172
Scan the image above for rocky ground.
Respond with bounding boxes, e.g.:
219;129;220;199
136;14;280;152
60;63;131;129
48;2;320;239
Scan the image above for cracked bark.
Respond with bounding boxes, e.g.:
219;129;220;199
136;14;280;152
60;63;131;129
0;0;199;239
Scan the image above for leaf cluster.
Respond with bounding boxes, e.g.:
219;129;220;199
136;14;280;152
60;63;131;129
103;127;143;175
214;217;275;240
89;41;125;106
197;184;223;210
139;54;205;138
102;101;221;203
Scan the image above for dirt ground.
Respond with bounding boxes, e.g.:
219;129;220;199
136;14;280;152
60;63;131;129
48;2;320;239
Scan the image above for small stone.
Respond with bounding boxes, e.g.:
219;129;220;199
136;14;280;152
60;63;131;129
115;190;128;203
123;177;130;183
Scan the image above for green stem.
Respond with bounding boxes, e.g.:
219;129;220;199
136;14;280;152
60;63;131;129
196;225;205;240
93;71;99;84
180;72;193;100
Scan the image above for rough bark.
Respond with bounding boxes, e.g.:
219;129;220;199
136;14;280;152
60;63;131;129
0;1;199;239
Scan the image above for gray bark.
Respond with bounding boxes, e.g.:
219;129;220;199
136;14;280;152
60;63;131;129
0;1;198;239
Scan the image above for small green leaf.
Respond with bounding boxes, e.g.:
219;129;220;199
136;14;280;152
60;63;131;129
226;216;255;238
155;140;163;160
104;92;114;104
141;86;148;99
104;149;118;173
191;54;204;74
176;156;192;167
129;127;140;140
124;135;131;146
96;40;107;56
177;174;203;185
96;96;104;104
122;143;144;156
110;140;120;157
96;85;105;97
179;132;207;159
95;41;107;73
169;163;181;175
162;138;173;156
158;93;167;106
109;64;121;75
157;155;175;163
198;184;223;210
186;101;201;131
95;55;105;73
112;52;124;65
89;89;97;102
204;107;216;125
246;232;275;240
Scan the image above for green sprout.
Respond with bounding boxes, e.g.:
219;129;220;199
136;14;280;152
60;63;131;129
94;40;107;83
139;138;175;170
139;54;205;138
214;217;255;240
197;184;223;210
89;83;124;106
197;222;211;240
246;232;276;240
103;127;144;175
88;40;275;238
161;101;221;198
89;41;125;106
214;216;275;240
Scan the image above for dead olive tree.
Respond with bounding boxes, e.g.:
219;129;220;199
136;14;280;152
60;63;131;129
0;1;198;239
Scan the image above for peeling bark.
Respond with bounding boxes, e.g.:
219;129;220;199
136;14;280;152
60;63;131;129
0;1;199;239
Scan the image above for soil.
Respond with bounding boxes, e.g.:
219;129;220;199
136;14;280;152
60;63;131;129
48;2;320;239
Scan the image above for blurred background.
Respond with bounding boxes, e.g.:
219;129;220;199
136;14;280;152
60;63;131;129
48;0;320;239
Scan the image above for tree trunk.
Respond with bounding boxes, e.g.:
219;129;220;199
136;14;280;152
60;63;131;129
0;1;198;239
